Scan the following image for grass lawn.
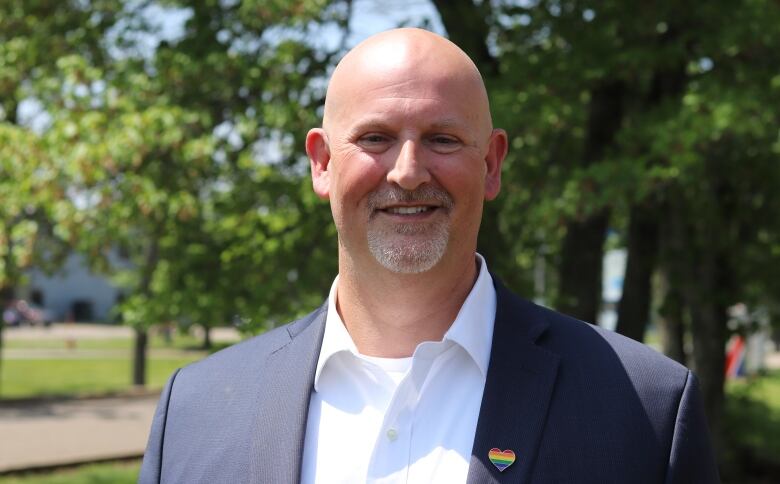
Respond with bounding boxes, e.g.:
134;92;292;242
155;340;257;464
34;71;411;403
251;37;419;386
4;333;207;351
0;328;239;399
0;356;201;399
0;461;139;484
723;369;780;481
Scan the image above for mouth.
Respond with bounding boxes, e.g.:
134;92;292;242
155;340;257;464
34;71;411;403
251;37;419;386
373;204;444;221
366;186;454;220
382;205;436;215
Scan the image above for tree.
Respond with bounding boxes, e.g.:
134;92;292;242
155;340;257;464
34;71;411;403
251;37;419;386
38;0;351;385
426;0;780;456
0;125;62;394
0;0;123;395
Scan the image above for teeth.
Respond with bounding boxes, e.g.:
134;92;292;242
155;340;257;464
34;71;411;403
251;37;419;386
387;206;430;215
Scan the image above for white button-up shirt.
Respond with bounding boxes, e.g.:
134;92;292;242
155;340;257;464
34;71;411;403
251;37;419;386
300;255;496;484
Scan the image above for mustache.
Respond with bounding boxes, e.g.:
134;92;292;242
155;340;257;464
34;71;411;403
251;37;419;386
366;185;454;211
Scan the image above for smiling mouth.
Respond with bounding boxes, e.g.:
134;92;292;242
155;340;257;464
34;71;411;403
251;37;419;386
384;206;434;215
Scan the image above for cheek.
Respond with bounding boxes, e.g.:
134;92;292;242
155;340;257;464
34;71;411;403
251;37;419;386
429;154;487;205
330;151;388;209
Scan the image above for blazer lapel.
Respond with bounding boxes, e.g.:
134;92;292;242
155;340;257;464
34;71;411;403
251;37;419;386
248;304;327;484
467;278;561;484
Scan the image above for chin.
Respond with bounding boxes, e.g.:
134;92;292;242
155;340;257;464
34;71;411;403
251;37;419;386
368;235;448;274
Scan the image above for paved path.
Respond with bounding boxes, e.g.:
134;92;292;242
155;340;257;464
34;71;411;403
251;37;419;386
4;323;241;342
0;394;158;473
0;323;242;473
3;348;206;360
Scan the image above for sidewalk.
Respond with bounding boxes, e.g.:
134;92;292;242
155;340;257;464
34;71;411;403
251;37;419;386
0;394;158;473
0;323;245;473
4;323;241;342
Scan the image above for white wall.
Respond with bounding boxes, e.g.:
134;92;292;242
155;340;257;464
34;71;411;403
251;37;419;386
23;252;124;322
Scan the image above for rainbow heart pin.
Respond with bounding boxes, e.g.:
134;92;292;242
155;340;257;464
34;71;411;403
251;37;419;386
488;448;516;472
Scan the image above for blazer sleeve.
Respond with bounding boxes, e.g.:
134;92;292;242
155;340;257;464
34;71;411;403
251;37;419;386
139;368;180;484
664;370;721;484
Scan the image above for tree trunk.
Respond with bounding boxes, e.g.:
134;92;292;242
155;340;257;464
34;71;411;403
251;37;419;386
430;0;497;75
202;324;212;350
615;202;660;341
615;61;686;341
557;211;609;323
685;274;727;453
133;327;148;386
657;194;691;365
0;316;4;397
666;188;728;452
131;238;159;387
556;81;625;324
657;272;687;365
0;286;14;397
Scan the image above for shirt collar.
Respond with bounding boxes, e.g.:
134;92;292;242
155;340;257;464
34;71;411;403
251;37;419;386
313;253;496;391
313;275;357;391
441;253;496;377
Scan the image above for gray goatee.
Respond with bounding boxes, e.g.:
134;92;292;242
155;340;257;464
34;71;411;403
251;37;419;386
365;186;454;273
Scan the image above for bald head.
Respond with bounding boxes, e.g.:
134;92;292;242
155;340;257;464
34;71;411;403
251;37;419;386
306;27;508;281
323;28;492;136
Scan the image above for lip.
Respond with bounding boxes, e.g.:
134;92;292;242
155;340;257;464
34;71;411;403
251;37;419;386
374;204;442;220
377;201;441;211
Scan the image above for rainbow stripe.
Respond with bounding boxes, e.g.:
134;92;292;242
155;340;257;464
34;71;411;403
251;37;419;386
488;448;516;472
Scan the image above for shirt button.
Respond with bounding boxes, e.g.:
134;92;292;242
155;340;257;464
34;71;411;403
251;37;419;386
386;428;398;441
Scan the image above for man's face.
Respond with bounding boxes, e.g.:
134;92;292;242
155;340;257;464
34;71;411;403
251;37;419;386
308;39;505;274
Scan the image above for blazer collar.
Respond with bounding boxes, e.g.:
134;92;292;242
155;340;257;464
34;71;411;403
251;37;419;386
247;273;560;484
466;275;561;484
248;304;327;484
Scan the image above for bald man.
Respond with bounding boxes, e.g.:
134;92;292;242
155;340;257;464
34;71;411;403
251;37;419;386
140;29;719;484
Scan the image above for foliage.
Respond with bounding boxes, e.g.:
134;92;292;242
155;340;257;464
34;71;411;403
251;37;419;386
0;125;61;290
722;370;780;481
0;0;125;286
471;0;780;305
0;0;350;355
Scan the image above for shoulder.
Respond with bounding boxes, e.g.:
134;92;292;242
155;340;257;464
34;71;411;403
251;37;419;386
491;282;716;479
544;303;686;377
170;303;327;391
496;280;689;392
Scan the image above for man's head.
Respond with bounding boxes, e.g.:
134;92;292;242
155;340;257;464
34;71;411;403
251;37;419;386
307;28;507;274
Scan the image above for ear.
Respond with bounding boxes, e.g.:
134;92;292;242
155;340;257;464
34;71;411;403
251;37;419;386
484;128;508;201
307;128;331;200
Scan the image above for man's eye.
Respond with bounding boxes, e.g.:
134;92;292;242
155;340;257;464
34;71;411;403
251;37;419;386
429;135;461;152
432;136;458;144
359;134;389;144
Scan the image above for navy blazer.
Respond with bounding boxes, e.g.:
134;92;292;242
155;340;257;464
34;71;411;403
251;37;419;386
139;277;720;483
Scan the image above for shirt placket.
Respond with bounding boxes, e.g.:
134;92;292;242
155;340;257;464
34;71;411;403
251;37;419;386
366;342;446;483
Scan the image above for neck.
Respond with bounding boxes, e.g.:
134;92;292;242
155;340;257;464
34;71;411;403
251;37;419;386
336;250;478;358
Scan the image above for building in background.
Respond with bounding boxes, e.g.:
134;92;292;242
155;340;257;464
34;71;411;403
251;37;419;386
19;252;126;323
599;248;627;331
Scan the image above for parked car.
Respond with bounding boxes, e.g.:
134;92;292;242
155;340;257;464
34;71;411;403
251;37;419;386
2;299;53;327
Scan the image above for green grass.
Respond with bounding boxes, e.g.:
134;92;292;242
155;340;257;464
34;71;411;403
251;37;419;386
0;327;239;399
0;461;139;484
0;356;201;399
723;369;780;481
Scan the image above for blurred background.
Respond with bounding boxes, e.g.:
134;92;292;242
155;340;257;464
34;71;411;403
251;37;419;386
1;0;779;482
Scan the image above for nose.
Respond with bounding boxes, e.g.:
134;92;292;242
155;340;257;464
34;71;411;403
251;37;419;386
386;139;431;190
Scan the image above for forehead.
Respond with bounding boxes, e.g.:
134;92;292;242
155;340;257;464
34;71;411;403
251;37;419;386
330;68;484;132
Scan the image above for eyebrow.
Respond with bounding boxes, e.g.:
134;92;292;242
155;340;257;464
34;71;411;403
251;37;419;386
428;118;468;131
347;118;395;136
347;117;470;136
